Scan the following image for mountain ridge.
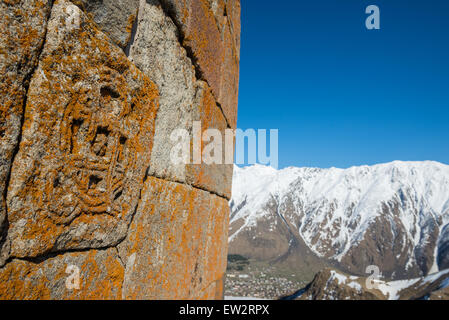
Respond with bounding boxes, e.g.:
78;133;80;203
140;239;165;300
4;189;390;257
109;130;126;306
229;160;449;282
283;267;449;300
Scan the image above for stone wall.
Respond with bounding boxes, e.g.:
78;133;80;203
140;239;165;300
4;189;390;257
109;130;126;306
0;0;240;299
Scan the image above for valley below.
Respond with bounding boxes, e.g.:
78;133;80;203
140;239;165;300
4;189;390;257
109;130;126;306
225;255;307;299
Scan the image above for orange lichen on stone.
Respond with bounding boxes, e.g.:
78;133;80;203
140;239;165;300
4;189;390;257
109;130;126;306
0;248;123;300
183;0;224;98
118;176;230;300
4;0;159;259
0;0;53;265
218;18;239;128
70;0;140;49
196;276;225;300
160;0;240;127
0;0;239;300
224;0;241;54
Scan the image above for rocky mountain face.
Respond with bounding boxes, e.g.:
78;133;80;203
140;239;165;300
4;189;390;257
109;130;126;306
229;161;449;283
0;0;239;299
284;268;449;300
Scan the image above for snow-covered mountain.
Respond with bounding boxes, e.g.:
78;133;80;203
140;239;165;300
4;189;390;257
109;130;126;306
284;267;449;300
229;161;449;280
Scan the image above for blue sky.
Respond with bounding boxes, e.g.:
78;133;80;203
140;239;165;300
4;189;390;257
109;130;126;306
236;0;449;169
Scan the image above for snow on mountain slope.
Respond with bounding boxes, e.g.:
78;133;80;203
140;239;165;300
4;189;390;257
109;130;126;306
229;161;449;277
288;268;449;300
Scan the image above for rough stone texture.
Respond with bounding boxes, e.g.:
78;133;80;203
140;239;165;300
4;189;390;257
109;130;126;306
117;176;229;299
0;0;53;266
186;81;233;198
0;0;239;300
5;0;159;259
128;0;232;198
224;0;240;56
72;0;139;49
159;0;239;128
0;248;124;299
128;0;195;185
218;19;239;128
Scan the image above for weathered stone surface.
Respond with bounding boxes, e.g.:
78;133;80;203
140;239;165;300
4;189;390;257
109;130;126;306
128;0;232;198
206;0;240;55
0;248;123;299
5;0;159;259
197;276;225;299
159;0;239;127
117;176;229;299
0;0;239;300
72;0;139;49
164;0;223;99
207;0;226;27
0;0;52;266
218;19;239;128
224;0;241;56
186;81;233;198
129;0;195;183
